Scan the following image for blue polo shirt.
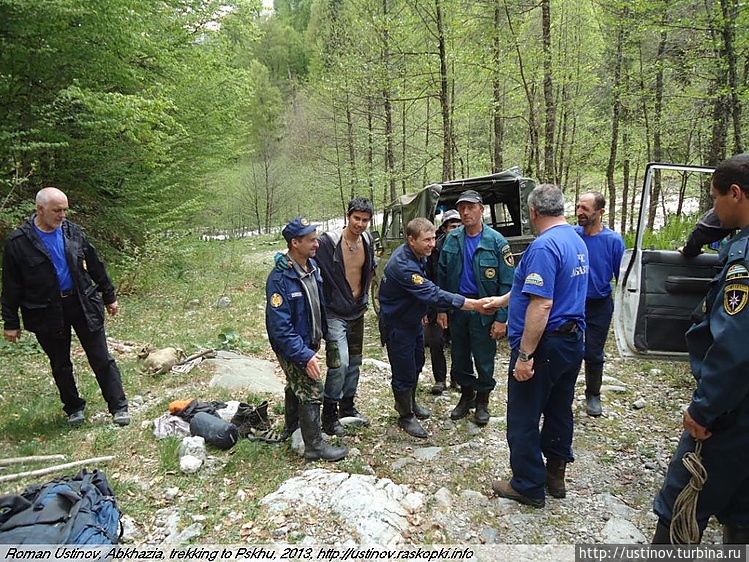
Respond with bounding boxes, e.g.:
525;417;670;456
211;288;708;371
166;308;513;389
574;225;625;299
508;223;588;348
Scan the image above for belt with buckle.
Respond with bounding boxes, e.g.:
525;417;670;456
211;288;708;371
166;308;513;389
549;321;578;336
60;289;76;298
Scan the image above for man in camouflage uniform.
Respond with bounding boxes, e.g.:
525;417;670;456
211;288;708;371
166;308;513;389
266;217;347;462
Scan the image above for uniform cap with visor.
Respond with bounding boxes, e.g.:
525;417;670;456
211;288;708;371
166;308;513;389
456;190;483;205
282;216;318;242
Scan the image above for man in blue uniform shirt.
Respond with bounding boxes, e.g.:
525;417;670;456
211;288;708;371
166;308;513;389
652;154;749;544
378;217;490;438
266;216;348;462
437;190;514;425
575;191;625;416
489;184;588;507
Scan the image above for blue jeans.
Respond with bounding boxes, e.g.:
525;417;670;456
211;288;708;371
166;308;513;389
506;330;584;500
323;315;364;401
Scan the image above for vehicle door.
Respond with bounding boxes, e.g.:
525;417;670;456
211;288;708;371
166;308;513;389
613;163;721;360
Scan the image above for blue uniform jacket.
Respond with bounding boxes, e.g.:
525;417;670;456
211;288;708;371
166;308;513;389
686;225;749;430
437;224;514;324
265;252;328;369
378;243;464;326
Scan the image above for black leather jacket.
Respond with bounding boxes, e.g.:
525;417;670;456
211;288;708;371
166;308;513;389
1;216;116;334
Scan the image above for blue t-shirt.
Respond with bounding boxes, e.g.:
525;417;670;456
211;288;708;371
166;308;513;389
508;223;588;348
574;225;625;299
34;224;73;291
458;232;481;295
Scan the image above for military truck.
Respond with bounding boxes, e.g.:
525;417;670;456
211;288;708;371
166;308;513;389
370;167;536;313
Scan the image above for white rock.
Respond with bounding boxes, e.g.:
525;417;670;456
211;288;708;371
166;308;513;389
180;455;203;474
433;487;453;509
261;470;413;546
601;518;647;544
178;436;206;461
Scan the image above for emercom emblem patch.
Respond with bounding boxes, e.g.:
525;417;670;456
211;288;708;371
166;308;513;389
724;283;749;316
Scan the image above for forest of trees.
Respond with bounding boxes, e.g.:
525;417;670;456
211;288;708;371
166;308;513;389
1;0;747;254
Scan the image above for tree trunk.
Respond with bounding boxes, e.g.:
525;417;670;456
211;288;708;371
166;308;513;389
491;0;504;173
436;0;451;181
382;0;396;201
606;19;626;229
647;31;666;232
541;0;555;183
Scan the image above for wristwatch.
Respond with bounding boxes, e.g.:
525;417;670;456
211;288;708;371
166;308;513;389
518;350;533;362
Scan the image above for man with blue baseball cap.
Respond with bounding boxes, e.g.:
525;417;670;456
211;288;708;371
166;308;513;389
266;216;348;461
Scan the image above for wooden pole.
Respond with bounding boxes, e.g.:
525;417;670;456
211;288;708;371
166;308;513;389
0;456;115;483
0;455;66;467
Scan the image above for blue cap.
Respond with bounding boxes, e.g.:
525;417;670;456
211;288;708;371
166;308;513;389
282;216;318;242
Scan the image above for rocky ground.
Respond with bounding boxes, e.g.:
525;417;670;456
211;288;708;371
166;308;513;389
121;334;725;549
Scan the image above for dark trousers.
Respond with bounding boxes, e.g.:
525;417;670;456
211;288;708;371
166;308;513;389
506;330;584;500
584;295;613;366
654;412;749;530
34;297;127;415
384;321;425;392
423;321;447;382
450;309;496;392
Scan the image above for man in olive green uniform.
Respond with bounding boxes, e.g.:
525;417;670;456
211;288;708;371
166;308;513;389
437;190;514;425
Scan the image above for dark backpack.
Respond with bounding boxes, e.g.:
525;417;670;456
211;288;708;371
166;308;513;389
0;469;122;544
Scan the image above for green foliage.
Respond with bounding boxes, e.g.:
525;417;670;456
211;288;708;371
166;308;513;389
622;212;705;251
218;328;245;351
0;337;40;357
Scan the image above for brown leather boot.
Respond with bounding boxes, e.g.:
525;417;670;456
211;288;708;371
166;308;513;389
545;458;567;499
491;480;545;508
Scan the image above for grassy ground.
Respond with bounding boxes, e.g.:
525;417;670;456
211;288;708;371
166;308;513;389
0;232;318;542
0;231;698;544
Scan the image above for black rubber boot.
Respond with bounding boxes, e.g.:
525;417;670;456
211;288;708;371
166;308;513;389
546;458;567;499
322;400;346;436
585;363;603;417
393;388;427;438
299;402;348;462
339;396;370;426
280;388;299;441
450;387;475;420
474;391;491;426
651;520;673;544
723;525;749;544
411;388;431;420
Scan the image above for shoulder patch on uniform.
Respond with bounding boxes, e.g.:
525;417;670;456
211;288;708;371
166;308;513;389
412;273;425;285
726;264;749;281
525;273;544;287
724;283;749;315
501;245;514;267
270;293;283;308
485;267;496;279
